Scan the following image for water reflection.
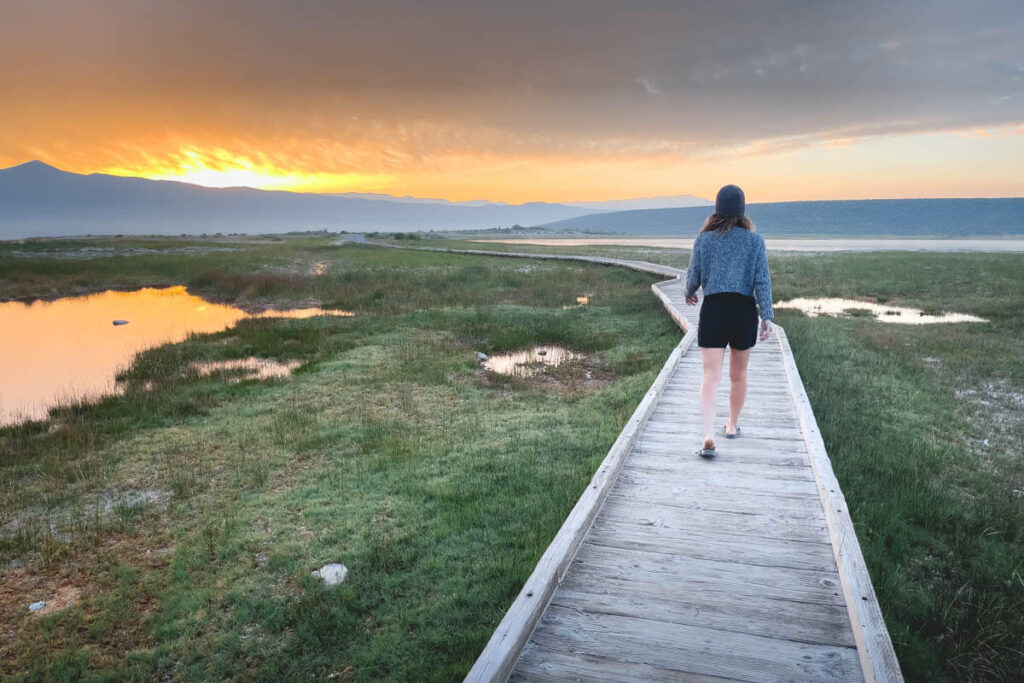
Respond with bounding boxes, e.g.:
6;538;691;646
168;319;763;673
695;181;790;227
562;295;589;310
483;346;580;377
0;286;352;424
774;297;988;324
189;358;303;382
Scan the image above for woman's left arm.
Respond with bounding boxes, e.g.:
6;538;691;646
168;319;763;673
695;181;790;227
753;237;774;321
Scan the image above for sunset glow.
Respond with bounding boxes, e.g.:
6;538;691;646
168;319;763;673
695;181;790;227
100;146;396;193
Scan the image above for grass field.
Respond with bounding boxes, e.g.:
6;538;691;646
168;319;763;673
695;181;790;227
2;233;1022;681
0;235;682;680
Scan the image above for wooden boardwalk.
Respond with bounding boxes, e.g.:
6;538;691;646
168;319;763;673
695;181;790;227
365;243;901;682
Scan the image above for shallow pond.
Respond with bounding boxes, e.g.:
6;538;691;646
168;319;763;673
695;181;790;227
774;297;988;324
0;286;351;424
482;346;580;377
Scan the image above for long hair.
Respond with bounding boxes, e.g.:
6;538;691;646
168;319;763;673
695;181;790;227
701;213;756;234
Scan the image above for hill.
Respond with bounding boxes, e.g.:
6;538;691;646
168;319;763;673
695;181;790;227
0;161;599;238
541;198;1024;236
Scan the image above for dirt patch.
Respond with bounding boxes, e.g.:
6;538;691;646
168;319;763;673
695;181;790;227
30;585;81;618
956;379;1024;458
479;349;612;393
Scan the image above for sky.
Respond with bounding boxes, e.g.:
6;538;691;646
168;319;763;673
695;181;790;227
1;0;1022;203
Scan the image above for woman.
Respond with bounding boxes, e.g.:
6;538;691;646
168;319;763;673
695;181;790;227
684;184;773;458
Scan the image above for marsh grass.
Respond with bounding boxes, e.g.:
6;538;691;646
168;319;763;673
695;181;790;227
1;238;679;680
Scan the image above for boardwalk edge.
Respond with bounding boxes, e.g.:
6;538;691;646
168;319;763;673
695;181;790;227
776;326;903;683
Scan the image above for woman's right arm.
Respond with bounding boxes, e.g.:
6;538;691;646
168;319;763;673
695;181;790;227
685;234;702;301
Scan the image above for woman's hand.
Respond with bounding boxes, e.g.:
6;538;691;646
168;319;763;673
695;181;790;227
685;295;699;306
759;319;772;341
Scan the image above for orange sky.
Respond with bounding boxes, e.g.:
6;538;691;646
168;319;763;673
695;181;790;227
1;2;1021;203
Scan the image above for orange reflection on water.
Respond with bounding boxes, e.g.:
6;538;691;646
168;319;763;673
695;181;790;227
0;286;351;425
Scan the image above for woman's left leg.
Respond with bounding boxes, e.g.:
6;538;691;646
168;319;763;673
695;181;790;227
727;347;751;435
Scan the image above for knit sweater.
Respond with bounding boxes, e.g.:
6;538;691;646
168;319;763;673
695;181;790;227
684;226;774;320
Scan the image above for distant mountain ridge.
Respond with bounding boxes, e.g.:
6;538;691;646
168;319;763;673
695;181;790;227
0;161;602;238
542;198;1024;236
0;161;712;239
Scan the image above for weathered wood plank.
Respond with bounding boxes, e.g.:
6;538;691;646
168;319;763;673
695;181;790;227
597;497;830;543
620;464;821;498
606;478;828;519
525;606;864;682
551;584;857;648
570;542;846;605
586;518;839;571
625;451;815;481
510;642;739;683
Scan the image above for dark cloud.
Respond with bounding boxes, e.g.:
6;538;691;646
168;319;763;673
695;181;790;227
2;0;1022;153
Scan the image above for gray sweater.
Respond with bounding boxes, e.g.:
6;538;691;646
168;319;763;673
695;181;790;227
684;227;774;320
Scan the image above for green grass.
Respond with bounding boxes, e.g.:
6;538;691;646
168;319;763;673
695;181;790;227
0;239;680;680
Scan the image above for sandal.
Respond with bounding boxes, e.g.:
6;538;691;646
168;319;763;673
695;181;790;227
724;425;741;439
698;440;717;458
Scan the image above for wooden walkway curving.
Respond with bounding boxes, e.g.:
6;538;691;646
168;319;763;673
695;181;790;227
362;242;901;682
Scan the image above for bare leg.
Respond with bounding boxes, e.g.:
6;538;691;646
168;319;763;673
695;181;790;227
727;348;751;435
700;347;725;448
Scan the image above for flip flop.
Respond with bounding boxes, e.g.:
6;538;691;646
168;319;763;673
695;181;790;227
724;425;741;439
698;444;717;459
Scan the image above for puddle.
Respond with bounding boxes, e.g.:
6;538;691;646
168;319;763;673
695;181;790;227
774;298;988;324
482;346;581;377
0;286;352;424
189;358;303;382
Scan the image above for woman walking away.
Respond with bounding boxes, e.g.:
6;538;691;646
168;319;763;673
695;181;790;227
684;184;774;458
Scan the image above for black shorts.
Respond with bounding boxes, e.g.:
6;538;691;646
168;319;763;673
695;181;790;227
698;293;758;350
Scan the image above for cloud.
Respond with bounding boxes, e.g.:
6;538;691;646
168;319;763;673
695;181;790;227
636;76;662;96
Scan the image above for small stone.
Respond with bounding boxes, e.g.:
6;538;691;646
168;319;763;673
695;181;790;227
475;352;488;361
29;601;46;612
312;563;348;586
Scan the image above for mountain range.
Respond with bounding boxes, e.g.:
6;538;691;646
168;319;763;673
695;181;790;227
542;198;1024;236
0;161;710;239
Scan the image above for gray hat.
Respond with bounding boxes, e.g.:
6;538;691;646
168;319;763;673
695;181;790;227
715;184;745;217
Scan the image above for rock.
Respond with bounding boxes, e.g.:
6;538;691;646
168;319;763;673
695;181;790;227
112;320;129;326
537;349;548;357
29;601;46;612
475;352;488;361
312;563;348;586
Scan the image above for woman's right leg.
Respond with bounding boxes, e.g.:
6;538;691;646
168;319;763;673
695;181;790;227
700;347;725;448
